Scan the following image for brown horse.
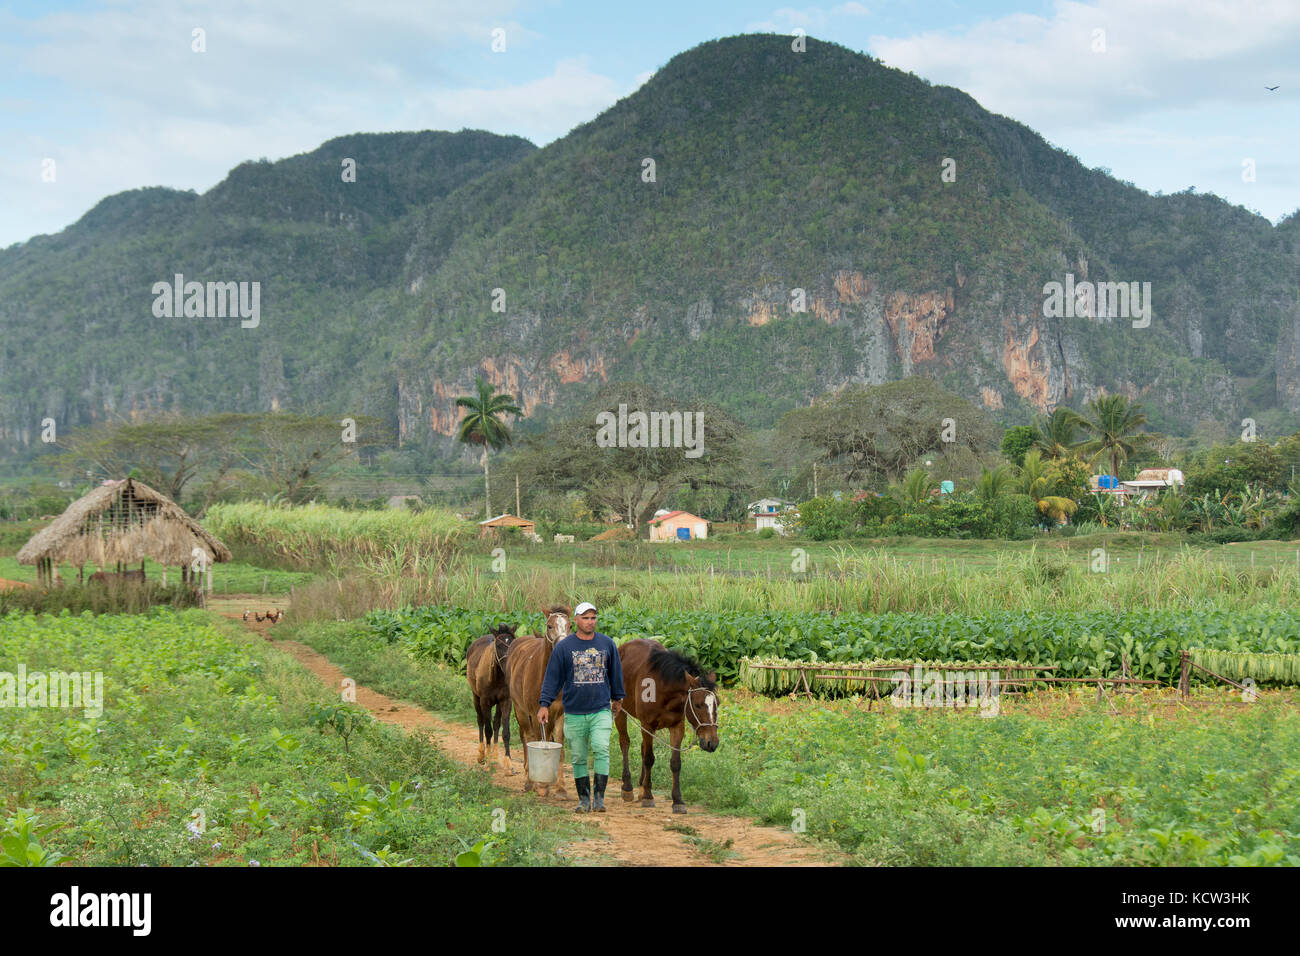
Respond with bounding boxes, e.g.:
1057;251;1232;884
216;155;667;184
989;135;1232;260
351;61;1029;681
466;623;518;772
505;605;571;795
616;639;720;814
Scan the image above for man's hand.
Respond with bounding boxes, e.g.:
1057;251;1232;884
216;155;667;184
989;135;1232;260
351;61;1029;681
611;699;622;716
537;706;548;726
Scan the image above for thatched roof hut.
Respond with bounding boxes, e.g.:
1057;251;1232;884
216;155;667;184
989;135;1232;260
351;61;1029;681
18;478;230;583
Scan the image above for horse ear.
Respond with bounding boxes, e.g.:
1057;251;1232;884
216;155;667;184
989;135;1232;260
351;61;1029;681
686;673;700;688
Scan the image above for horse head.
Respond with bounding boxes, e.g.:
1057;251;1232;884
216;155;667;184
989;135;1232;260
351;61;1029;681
492;623;518;656
539;604;571;645
683;671;720;752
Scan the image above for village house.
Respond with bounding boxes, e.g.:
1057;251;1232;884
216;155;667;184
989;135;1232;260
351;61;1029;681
648;510;709;541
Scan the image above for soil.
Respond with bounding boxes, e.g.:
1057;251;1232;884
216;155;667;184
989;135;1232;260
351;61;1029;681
216;597;839;867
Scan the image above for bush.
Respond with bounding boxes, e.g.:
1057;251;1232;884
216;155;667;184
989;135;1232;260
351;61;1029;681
793;496;857;540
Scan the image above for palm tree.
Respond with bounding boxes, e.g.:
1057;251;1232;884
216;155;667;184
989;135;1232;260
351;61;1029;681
1034;407;1080;460
1071;394;1149;479
454;377;524;520
1016;449;1054;500
975;464;1016;503
899;467;932;505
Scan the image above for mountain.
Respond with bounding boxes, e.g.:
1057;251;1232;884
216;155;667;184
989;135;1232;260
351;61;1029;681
2;34;1297;464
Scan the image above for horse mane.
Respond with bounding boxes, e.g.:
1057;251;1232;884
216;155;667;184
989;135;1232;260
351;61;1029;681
649;645;716;690
545;604;571;617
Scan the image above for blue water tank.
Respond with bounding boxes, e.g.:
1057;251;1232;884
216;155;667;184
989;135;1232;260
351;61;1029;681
940;480;955;494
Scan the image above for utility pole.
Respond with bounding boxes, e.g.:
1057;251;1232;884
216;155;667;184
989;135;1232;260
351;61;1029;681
515;473;521;517
813;463;818;498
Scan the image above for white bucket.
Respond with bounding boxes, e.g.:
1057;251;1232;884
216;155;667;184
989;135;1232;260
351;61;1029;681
526;740;563;784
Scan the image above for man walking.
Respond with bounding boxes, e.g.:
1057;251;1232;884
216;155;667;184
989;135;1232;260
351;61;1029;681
538;601;624;812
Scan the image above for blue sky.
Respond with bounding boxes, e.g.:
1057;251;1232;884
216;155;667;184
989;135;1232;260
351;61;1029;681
2;0;1296;248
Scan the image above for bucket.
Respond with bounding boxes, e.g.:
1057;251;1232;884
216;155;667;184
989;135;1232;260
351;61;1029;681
526;723;562;785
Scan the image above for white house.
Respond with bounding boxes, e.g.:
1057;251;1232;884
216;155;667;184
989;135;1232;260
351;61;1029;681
755;510;798;535
748;498;788;515
1120;468;1185;501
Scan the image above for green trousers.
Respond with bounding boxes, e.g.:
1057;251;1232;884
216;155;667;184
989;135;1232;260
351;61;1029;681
565;709;612;778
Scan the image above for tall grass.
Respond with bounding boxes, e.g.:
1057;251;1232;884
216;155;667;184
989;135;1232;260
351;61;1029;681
204;502;471;571
422;545;1300;615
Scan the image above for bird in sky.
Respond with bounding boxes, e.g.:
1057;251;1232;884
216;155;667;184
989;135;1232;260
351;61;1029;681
1265;85;1279;91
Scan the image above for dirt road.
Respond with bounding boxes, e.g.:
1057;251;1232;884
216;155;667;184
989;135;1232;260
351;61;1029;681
218;598;836;866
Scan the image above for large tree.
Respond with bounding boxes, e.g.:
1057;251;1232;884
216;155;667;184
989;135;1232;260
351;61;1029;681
506;383;744;534
779;378;1000;487
454;377;524;519
57;413;250;506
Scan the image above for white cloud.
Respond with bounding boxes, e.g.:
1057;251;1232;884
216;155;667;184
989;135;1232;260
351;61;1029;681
0;0;638;245
869;0;1300;125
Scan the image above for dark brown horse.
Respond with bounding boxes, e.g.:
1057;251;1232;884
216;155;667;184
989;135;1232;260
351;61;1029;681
505;605;571;795
466;623;518;772
616;639;720;814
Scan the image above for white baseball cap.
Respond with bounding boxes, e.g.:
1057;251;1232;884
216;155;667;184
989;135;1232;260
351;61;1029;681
574;601;596;615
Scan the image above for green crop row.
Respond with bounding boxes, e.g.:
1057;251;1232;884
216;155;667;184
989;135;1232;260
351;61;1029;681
365;605;1300;685
739;656;1043;698
1188;648;1300;687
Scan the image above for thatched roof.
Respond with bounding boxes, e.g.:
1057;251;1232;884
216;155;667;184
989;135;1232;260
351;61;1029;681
17;478;231;567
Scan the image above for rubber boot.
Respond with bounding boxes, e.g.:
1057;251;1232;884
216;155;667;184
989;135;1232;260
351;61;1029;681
573;775;591;813
592;773;608;813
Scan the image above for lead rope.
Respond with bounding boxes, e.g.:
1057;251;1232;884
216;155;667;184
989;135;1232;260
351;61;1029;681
621;687;715;755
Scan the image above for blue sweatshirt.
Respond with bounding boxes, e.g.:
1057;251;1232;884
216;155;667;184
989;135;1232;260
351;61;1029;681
538;632;625;715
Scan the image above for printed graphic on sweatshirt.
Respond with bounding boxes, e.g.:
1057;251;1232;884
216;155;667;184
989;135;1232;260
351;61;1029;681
572;647;607;685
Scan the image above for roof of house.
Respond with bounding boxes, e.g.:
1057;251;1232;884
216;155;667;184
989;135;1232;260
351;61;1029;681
478;513;535;527
648;510;706;525
17;477;231;567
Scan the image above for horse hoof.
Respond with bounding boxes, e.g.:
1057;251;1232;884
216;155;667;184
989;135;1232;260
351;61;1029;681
640;799;655;808
621;789;635;802
672;804;687;815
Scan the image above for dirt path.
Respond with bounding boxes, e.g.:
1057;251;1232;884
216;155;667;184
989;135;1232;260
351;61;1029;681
216;600;835;866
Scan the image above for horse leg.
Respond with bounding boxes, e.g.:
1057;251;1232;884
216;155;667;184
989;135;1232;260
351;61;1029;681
639;733;655;807
616;710;635;801
517;712;534;792
473;695;488;764
489;701;502;768
669;723;687;813
500;699;514;775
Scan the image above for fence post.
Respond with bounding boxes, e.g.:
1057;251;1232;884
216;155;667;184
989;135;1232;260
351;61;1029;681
1178;650;1190;699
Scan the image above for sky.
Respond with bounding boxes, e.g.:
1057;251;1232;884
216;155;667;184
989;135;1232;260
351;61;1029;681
1;0;1297;248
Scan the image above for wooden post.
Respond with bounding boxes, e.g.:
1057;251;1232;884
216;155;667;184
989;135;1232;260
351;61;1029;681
515;474;521;518
262;575;267;594
1178;650;1190;699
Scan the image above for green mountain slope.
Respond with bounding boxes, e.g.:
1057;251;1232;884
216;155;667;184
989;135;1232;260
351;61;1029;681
1;34;1296;464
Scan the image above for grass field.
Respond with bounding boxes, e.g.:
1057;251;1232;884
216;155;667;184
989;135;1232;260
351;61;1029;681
0;610;587;866
292;618;1300;866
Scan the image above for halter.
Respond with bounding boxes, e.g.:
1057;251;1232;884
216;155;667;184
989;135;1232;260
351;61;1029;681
684;683;718;730
492;632;511;669
544;610;569;645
